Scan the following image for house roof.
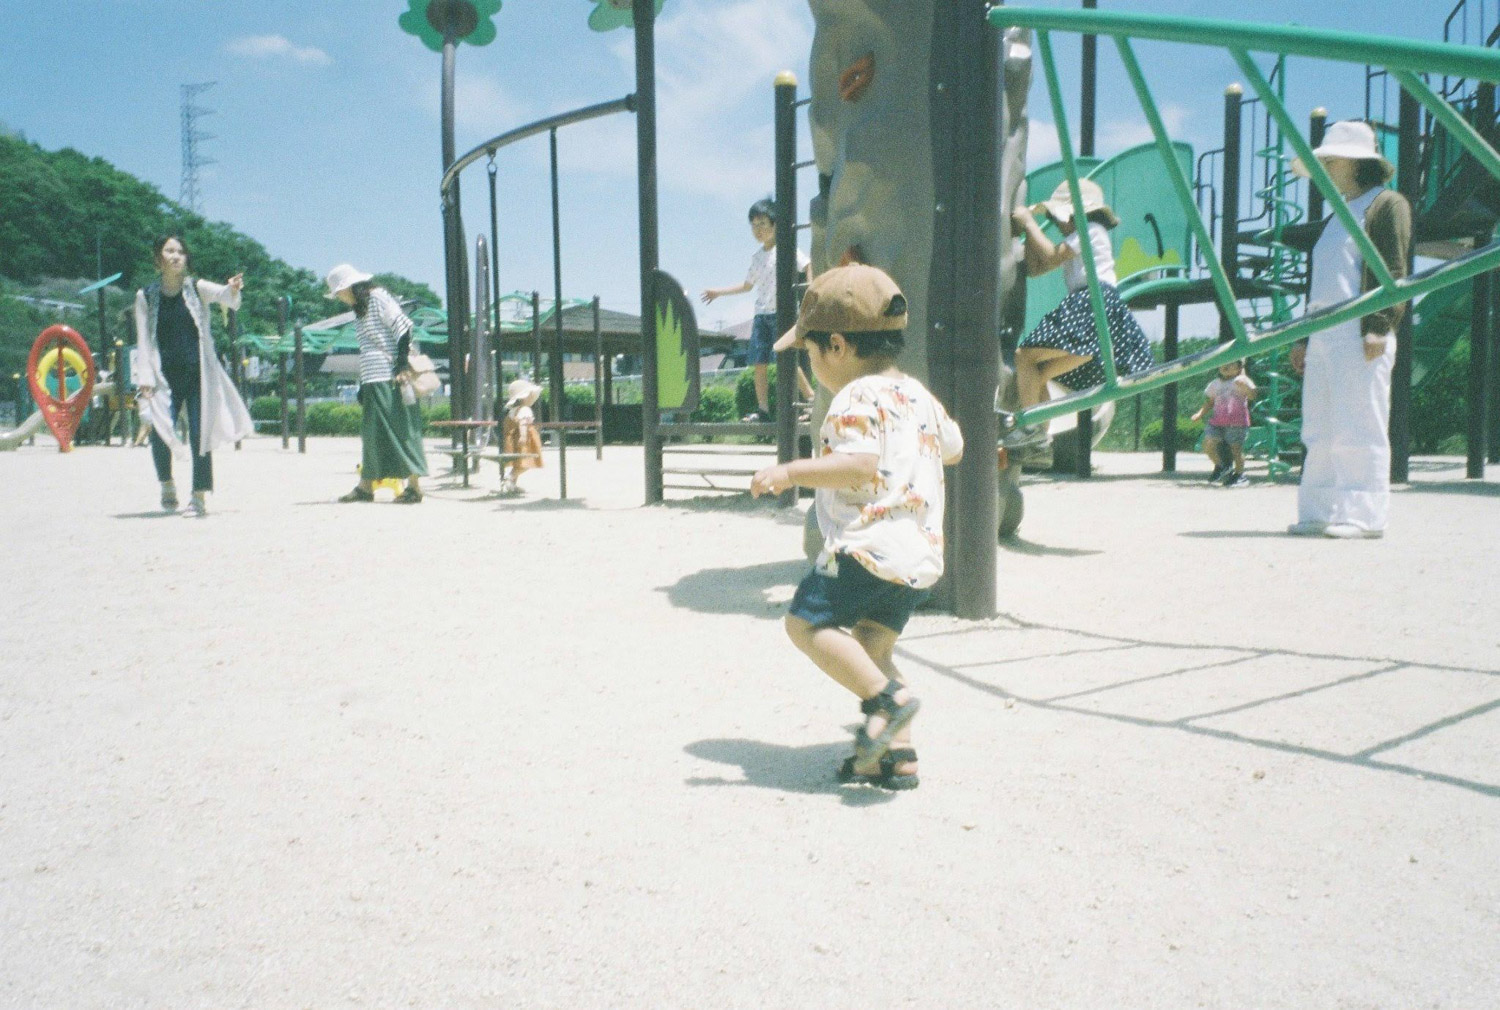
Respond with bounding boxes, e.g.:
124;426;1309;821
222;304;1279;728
489;299;737;357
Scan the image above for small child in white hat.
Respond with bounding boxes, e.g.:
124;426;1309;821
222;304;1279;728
501;378;544;494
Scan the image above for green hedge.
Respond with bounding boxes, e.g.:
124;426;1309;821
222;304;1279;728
736;363;776;416
421;401;450;433
693;384;737;422
249;395;453;437
301;402;361;436
1141;416;1204;451
537;384;597;412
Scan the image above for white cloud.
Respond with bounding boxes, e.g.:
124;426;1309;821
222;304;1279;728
225;34;332;66
431;73;532;138
550;0;812;201
1026;121;1061;171
1025;105;1194;176
1102;102;1191;152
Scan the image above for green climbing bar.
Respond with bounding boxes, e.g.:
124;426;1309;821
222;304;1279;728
1035;30;1119;384
988;5;1500;428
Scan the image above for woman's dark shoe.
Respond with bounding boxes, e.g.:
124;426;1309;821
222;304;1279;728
395;487;423;504
338;486;375;503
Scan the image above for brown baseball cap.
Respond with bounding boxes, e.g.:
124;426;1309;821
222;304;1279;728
773;264;909;351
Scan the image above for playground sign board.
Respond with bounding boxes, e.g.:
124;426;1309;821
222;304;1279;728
25;325;95;453
653;270;699;414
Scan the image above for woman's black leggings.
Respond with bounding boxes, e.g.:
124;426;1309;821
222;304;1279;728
148;368;213;492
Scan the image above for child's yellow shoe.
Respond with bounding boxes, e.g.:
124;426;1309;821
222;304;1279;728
356;465;405;498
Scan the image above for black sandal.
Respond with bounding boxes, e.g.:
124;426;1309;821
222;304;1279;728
338;486;374;503
852;680;920;767
837;748;920;791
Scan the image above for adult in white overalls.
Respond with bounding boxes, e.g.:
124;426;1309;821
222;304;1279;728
1287;121;1412;539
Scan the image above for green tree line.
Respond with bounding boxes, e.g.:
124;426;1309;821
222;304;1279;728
0;132;437;378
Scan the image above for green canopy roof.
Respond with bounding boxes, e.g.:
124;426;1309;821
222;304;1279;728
240;293;587;355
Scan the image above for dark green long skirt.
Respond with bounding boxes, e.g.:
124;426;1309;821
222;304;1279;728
359;382;428;480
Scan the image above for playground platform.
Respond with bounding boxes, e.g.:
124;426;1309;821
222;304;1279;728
0;436;1495;1008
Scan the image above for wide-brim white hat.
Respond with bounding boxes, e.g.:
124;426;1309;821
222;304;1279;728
1034;177;1119;228
325;263;373;298
505;378;542;407
1291;119;1395;183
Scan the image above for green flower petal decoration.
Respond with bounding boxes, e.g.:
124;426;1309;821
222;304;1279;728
588;0;665;33
399;0;503;52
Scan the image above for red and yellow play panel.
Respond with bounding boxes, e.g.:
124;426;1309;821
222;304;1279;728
26;325;95;453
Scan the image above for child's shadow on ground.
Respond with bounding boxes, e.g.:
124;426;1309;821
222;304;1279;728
662;558;808;619
683;738;897;807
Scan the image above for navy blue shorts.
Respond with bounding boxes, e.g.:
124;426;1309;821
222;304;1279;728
788;554;931;634
748;313;777;365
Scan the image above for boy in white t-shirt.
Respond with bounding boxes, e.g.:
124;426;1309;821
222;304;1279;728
1191;359;1257;487
752;265;964;791
701;198;812;421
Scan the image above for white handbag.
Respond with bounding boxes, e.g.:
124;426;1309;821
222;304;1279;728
403;351;441;396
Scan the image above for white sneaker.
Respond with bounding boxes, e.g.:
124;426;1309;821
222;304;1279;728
1323;523;1382;539
1286;521;1327;536
183;494;208;517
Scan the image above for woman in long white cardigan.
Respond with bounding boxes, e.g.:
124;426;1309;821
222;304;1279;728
1287;121;1412;539
133;235;254;516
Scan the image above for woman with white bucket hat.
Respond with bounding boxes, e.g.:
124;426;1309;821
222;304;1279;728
1286;120;1412;539
325;264;428;503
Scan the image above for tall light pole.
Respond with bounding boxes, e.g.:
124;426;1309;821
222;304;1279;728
590;0;666;500
400;0;501;421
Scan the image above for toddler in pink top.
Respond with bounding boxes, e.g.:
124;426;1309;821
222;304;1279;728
1191;360;1256;487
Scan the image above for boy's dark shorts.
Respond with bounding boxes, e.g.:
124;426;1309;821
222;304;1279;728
788;553;931;634
748;313;777;366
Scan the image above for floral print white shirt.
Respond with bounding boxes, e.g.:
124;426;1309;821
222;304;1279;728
815;373;964;589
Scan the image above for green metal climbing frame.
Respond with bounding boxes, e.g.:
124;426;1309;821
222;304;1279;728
988;6;1500;430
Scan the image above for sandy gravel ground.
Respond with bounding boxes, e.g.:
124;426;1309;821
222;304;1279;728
1;434;1497;1010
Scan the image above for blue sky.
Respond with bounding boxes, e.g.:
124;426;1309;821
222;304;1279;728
0;1;1467;334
